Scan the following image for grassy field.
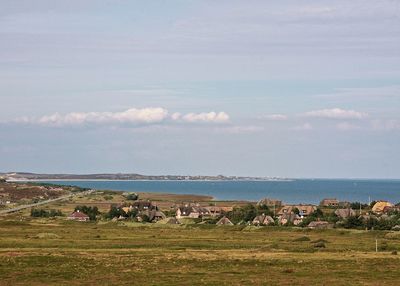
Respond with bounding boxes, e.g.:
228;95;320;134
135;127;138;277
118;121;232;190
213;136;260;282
0;218;400;285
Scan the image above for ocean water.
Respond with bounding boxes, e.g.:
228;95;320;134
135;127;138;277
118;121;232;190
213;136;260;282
41;179;400;204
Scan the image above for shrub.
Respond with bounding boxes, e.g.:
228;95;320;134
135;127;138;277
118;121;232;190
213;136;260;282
126;193;139;201
314;242;326;248
105;206;126;219
103;195;113;201
293;236;311;242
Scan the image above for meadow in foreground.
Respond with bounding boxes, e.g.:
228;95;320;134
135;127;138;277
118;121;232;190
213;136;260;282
0;219;399;285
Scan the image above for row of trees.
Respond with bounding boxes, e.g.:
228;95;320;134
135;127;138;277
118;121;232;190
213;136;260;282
31;208;63;217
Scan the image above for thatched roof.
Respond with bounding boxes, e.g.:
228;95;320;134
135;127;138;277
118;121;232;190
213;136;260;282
252;214;274;225
308;221;332;229
372;201;393;213
216;216;234;225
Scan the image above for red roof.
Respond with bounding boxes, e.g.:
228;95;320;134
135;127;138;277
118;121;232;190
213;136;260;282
69;211;89;218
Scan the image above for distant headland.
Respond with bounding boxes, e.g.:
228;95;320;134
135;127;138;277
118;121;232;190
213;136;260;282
1;172;289;182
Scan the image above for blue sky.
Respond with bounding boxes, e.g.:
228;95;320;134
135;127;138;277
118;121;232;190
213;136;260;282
1;0;400;178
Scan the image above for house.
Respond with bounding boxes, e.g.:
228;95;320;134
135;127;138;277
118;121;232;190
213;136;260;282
277;205;316;218
216;216;234;225
320;198;339;207
67;210;90;222
278;213;302;226
372;201;394;214
257;198;282;208
206;206;222;217
131;200;156;211
382;205;400;214
149;210;166;222
334;208;356;219
176;204;210;219
308;221;332;229
252;214;274;226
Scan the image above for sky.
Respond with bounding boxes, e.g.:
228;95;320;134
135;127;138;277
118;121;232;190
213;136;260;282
0;0;400;178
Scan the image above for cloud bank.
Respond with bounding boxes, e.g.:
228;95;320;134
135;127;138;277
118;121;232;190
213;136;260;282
14;108;230;127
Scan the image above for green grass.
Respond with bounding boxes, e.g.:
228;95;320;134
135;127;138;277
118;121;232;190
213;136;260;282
0;219;399;285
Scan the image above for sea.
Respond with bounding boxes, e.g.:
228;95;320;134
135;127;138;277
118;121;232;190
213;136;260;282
39;179;400;205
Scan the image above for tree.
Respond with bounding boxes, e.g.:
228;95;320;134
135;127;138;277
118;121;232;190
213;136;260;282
106;206;126;219
342;216;363;229
256;204;274;217
126;193;139;201
227;204;257;224
31;208;62;217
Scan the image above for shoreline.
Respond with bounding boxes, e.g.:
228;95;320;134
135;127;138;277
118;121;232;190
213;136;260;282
8;178;293;182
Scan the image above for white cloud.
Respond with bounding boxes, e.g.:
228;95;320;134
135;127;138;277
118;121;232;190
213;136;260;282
293;123;313;131
171;112;181;121
37;108;169;126
11;108;231;127
181;112;229;123
259;114;288;121
304;108;368;120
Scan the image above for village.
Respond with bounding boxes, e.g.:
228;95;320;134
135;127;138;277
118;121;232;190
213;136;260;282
1;180;400;232
62;196;400;232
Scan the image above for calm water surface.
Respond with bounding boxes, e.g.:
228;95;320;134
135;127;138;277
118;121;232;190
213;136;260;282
41;179;400;204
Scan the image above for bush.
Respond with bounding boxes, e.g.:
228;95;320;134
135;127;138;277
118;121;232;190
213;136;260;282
342;216;363;229
103;195;114;201
126;193;139;201
314;242;326;248
105;206;126;219
293;236;311;242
